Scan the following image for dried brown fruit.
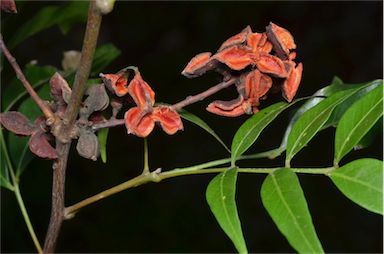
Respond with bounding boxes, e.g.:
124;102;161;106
50;72;72;104
152;106;184;135
29;130;58;159
212;45;253;71
253;52;288;78
0;111;35;136
80;84;109;120
124;107;154;138
218;26;252;51
76;129;99;161
266;22;296;59
0;0;17;13
282;62;303;102
127;72;155;110
181;52;217;78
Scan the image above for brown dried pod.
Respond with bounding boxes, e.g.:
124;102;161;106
29;130;58;159
253;52;288;78
212;45;253;71
0;0;17;13
218;25;252;51
0;111;35;136
76;129;99;161
80;84;109;120
49;72;72;104
181;52;218;78
282;62;303;102
245;69;273;100
266;22;296;59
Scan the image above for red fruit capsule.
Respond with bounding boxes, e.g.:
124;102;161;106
100;73;129;97
181;52;214;78
282;62;303;102
152;106;183;135
218;25;252;51
206;102;246;117
266;22;296;59
212;45;253;71
253;52;288;78
127;72;155;110
124;107;155;138
245;69;272;100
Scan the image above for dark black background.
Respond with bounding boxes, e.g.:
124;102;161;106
1;1;383;253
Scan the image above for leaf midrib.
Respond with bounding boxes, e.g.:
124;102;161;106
233;104;286;160
336;97;383;161
219;170;242;252
271;172;318;253
288;94;348;161
331;172;382;193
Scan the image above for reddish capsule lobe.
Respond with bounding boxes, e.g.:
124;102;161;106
152;106;184;135
124;107;155;138
181;52;213;78
218;25;252;51
282;62;303;102
127;72;155;109
212;45;253;71
253;52;288;78
100;73;129;97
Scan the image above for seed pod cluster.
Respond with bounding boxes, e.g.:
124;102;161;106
182;22;303;117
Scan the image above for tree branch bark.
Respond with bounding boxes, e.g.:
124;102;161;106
43;1;102;252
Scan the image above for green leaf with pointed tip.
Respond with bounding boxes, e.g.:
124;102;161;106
231;102;290;165
91;44;121;76
285;87;364;166
8;2;88;49
2;64;57;112
279;79;380;151
206;168;247;254
97;128;109;163
261;169;324;254
330;159;383;214
354;118;382;150
325;80;382;128
334;84;383;164
179;109;230;153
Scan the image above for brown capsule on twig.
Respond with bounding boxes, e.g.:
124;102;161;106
76;129;99;161
29;130;58;159
0;111;35;136
0;0;17;13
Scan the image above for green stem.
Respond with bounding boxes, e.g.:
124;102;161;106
143;138;149;174
1;130;42;253
64;161;336;218
14;184;43;254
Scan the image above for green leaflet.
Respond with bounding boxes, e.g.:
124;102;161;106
98;128;109;163
206;168;247;254
334;84;383;164
330;159;383;214
261;169;324;253
231;102;289;165
285;86;366;166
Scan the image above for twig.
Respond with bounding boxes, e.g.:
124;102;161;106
0;34;56;124
64;165;335;218
43;1;102;253
171;77;237;111
92;78;238;131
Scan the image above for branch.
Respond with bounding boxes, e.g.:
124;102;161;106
171;77;237;111
64;164;335;218
0;34;56;124
43;1;102;253
92;78;238;131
